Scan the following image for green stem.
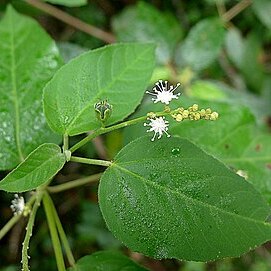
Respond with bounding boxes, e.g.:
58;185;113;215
69;113;166;153
70;156;112;167
47;193;75;267
47;173;102;193
63;134;69;152
43;191;66;271
22;191;44;271
0;194;36;240
0;215;20;240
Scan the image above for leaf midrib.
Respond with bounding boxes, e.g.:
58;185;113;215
112;163;271;227
8;10;24;162
65;45;152;133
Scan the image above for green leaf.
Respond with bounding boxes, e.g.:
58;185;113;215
0;6;62;170
253;0;271;29
123;94;271;203
112;2;183;64
0;143;65;192
240;33;264;92
44;0;87;7
67;251;148;271
225;27;244;69
188;80;227;100
99;136;271;261
176;17;225;71
43;43;155;136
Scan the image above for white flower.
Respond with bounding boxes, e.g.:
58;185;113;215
10;194;25;216
146;80;181;105
144;116;170;141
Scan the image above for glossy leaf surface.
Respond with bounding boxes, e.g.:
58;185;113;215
99;136;271;261
112;2;183;64
43;43;155;136
67;251;148;271
124;80;271;200
0;6;62;170
0;144;65;192
177;18;225;71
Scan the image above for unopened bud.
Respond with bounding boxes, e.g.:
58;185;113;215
94;100;112;123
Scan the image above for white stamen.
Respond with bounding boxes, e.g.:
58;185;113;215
146;80;181;105
144;117;170;141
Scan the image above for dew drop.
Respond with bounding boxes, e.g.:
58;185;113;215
171;148;180;155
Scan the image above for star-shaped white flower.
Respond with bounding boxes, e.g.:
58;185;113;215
146;80;181;105
10;194;25;216
144;116;170;141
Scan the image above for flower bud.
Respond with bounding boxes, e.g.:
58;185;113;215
94;100;112;123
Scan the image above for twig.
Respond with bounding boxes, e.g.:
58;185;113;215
222;0;252;22
47;173;102;193
215;0;226;18
24;0;116;43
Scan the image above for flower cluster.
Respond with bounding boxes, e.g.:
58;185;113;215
171;104;219;122
144;80;219;141
10;194;25;216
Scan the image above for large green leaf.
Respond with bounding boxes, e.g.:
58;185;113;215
43;43;155;136
67;251;148;271
112;2;183;64
99;136;271;261
0;6;62;170
176;17;225;71
44;0;87;7
123;94;271;202
0;143;65;192
253;0;271;29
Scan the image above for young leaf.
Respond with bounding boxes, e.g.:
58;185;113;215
43;43;155;136
67;251;149;271
99;136;271;261
0;6;62;170
112;2;183;64
176;17;225;71
0;143;65;192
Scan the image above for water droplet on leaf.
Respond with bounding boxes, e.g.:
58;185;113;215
171;148;180;155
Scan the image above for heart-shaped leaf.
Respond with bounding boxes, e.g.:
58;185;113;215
0;143;65;192
43;43;155;136
0;6;62;170
99;136;271;261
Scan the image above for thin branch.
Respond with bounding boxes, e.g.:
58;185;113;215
48;194;75;267
24;0;116;43
48;173;102;193
222;0;252;22
43;191;66;271
22;191;44;271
